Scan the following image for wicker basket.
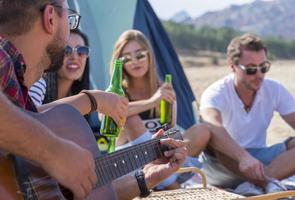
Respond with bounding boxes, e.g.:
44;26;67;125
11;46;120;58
135;187;244;200
134;167;295;200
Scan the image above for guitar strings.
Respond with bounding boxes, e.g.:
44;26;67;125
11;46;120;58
22;142;161;198
23;140;160;189
23;130;180;198
95;140;162;186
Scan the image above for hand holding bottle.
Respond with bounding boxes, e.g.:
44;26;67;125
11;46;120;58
160;74;174;125
93;91;128;126
149;83;176;106
100;59;125;153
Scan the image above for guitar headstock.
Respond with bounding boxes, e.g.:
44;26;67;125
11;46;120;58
151;123;183;141
159;128;183;153
163;128;183;141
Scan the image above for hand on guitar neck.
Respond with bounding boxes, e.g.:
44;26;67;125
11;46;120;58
113;129;187;200
143;129;187;189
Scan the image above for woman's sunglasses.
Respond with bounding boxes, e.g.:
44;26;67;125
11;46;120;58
119;50;149;65
237;61;271;75
64;45;89;57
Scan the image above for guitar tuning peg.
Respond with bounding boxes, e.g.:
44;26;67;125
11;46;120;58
151;123;170;133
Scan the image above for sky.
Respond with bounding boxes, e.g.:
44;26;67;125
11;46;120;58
148;0;273;20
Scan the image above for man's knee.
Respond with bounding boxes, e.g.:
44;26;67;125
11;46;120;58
285;137;295;150
125;115;147;141
184;123;211;142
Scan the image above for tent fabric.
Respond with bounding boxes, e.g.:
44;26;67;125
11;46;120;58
133;0;196;129
70;0;196;129
73;0;137;90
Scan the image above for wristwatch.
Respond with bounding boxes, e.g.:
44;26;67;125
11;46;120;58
135;169;151;197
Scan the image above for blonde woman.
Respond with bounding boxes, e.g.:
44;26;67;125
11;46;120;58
111;30;177;146
109;29;180;189
110;30;214;190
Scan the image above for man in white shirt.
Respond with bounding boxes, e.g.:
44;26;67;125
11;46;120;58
200;33;295;192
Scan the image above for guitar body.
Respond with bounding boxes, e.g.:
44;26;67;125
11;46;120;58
0;151;22;200
0;105;116;200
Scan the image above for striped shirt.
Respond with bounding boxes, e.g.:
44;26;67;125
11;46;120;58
29;78;47;106
0;35;37;112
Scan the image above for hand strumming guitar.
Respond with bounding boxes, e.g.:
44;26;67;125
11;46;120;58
40;135;97;200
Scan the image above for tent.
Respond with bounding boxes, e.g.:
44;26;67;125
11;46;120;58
69;0;196;129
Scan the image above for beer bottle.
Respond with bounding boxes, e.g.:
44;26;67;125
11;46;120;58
100;59;125;153
160;74;172;125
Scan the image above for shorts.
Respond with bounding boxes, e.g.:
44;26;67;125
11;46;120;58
201;140;289;188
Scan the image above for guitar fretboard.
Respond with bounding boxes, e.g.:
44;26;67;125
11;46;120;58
94;129;181;188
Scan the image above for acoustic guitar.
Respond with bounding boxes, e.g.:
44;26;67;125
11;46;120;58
0;105;182;200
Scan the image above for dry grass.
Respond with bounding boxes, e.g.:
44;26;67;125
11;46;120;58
180;53;295;145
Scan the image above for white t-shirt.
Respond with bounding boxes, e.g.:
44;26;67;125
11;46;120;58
29;77;46;106
200;74;295;148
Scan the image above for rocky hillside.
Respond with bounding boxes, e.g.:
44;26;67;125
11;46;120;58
190;0;295;38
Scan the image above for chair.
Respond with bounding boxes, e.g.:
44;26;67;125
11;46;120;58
134;167;295;200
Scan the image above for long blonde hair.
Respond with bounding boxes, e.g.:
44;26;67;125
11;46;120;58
110;29;160;117
110;30;159;96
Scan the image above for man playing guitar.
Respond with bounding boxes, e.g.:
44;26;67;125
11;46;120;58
0;0;187;199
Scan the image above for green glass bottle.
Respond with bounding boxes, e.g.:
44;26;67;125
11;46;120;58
160;74;172;125
100;59;125;153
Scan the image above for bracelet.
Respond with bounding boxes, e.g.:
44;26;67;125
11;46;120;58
135;169;151;197
80;90;97;113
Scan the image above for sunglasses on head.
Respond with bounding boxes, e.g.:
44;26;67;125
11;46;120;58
237;61;271;75
119;50;149;65
64;45;89;57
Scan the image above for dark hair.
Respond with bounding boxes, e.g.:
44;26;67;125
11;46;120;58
43;29;90;103
227;33;267;65
69;29;90;95
0;0;61;36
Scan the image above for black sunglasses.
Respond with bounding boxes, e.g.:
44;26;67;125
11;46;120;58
237;61;271;75
64;45;89;57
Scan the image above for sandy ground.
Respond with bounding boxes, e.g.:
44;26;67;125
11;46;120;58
180;56;295;145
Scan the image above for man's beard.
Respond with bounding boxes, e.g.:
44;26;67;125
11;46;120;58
44;29;66;73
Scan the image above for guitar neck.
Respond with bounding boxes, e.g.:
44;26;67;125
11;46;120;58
94;137;165;188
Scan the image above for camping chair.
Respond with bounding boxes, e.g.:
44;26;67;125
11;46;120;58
134;167;295;200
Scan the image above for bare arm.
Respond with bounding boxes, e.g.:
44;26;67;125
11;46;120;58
200;108;249;161
0;92;97;199
171;101;177;127
128;99;177;127
0;91;61;163
201;107;265;181
38;90;128;126
282;112;295;129
128;98;157;116
128;84;176;119
38;93;92;114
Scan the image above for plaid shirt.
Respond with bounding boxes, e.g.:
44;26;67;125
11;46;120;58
0;36;37;112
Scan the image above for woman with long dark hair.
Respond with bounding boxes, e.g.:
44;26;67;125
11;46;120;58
38;29;90;103
29;29;128;127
